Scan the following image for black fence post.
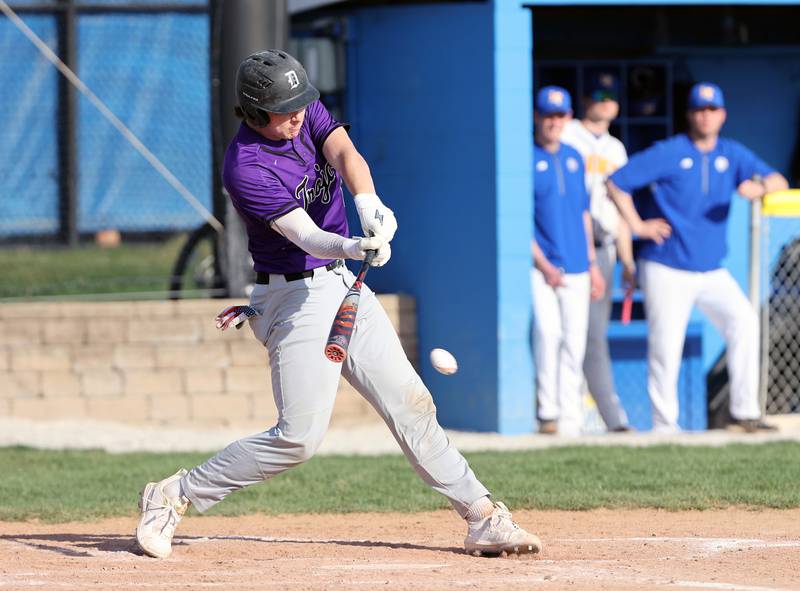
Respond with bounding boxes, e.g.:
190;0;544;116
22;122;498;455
212;0;289;297
57;0;78;246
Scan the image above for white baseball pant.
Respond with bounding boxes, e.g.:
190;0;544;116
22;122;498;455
639;260;760;432
531;269;590;436
182;263;489;516
583;240;630;430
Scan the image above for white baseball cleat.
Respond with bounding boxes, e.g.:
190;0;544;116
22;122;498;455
136;469;190;558
464;502;542;557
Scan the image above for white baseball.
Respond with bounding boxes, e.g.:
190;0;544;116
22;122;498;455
430;348;458;375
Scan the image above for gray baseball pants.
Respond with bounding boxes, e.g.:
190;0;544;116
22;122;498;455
583;241;630;431
182;263;489;517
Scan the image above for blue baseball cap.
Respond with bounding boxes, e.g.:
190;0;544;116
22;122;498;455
586;71;619;101
688;82;725;110
536;86;572;115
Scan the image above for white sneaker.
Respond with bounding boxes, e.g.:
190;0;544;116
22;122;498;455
136;469;190;558
464;502;542;557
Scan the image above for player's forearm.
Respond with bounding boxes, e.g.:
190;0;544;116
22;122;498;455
336;149;376;196
532;240;553;273
616;219;635;268
607;179;645;235
323;127;376;196
764;172;789;193
271;208;356;260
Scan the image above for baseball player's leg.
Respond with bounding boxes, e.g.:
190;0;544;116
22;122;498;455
138;271;349;558
531;268;563;424
556;272;590;436
695;269;760;420
341;272;540;556
583;242;629;430
639;260;697;432
340;277;488;515
182;273;346;512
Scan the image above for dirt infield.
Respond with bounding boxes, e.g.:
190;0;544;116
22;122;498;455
1;509;798;591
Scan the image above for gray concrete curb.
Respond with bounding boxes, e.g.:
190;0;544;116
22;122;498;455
1;415;799;455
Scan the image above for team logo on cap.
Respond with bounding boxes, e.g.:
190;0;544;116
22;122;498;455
599;74;614;89
680;157;694;170
536;160;549;172
715;156;729;172
548;89;565;106
699;85;716;100
566;157;579;173
285;70;300;89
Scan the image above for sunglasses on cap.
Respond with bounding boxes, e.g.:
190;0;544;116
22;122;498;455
590;90;618;102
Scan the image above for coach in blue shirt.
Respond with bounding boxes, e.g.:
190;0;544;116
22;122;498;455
607;82;788;433
532;86;605;436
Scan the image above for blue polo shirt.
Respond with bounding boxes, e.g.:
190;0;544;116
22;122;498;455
610;134;775;272
534;142;590;274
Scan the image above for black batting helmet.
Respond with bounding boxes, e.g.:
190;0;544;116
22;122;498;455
235;50;320;127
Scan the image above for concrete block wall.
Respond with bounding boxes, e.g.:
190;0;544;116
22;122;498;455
0;297;417;428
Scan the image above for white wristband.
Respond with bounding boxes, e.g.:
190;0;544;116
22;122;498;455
353;192;381;208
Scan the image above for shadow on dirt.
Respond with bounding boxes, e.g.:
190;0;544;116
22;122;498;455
0;533;465;557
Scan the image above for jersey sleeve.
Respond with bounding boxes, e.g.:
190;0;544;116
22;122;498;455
730;140;776;184
229;167;300;224
610;142;666;194
305;100;349;149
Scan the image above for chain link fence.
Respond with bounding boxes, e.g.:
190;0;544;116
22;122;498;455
762;216;800;414
0;1;211;240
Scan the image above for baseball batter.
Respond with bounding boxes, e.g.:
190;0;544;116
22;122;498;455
560;71;633;432
607;82;787;433
532;86;605;437
135;50;540;559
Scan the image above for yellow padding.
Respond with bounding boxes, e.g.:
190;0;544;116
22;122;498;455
762;190;800;217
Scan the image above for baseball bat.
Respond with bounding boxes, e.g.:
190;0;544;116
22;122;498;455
324;250;376;363
621;286;634;325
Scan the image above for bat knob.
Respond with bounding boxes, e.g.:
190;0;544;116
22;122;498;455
325;344;347;363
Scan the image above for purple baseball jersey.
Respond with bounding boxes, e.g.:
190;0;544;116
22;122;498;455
222;100;349;274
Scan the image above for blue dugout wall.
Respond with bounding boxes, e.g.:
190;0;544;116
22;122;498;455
347;1;535;433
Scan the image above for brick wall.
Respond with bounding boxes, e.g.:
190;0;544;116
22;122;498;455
0;297;417;428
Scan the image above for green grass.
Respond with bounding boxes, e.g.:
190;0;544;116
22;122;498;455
1;444;798;522
0;238;185;299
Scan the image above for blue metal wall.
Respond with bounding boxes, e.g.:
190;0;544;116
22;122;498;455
346;1;535;433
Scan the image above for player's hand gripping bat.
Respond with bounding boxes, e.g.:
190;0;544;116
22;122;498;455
324;250;376;363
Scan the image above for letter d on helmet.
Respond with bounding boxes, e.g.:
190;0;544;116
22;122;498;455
236;50;320;127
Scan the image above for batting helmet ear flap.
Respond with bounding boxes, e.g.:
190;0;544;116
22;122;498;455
251;107;270;127
235;104;270;127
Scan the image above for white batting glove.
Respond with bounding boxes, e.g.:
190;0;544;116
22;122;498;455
215;305;261;331
372;240;391;267
343;235;390;266
353;193;397;242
